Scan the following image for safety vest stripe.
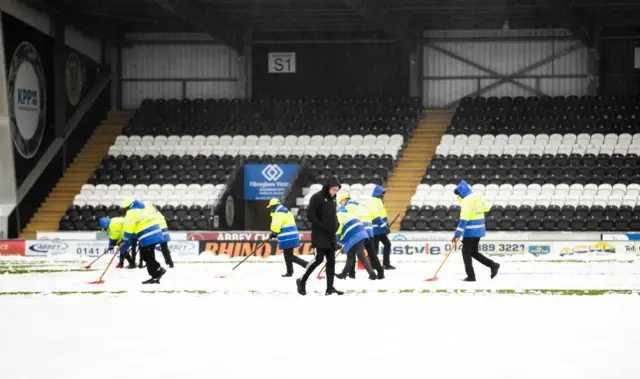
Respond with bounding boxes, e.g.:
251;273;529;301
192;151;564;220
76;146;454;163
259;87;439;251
278;231;299;237
139;228;162;240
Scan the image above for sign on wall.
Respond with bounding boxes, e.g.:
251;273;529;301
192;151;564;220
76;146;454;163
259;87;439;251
8;41;47;159
244;164;299;200
268;52;296;73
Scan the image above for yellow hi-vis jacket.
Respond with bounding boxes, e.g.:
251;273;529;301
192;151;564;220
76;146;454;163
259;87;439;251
270;204;300;250
143;202;170;244
107;217;124;248
454;180;489;238
368;185;389;235
122;200;163;250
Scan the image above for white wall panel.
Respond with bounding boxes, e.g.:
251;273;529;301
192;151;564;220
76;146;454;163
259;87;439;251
122;44;237;79
424;46;487;77
122;82;182;109
540;78;588;97
186;82;241;99
121;34;243;108
421;28;589;108
423;80;476;108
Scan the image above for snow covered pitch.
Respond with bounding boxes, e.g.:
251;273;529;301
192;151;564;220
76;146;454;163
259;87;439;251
1;255;639;379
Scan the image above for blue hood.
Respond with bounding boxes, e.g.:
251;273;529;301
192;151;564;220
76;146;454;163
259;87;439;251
99;217;111;229
129;200;145;210
456;180;472;198
372;186;385;198
273;204;288;214
346;199;359;206
337;206;348;213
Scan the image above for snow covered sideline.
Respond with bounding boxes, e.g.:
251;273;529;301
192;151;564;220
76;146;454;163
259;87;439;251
1;257;639;293
0;294;638;379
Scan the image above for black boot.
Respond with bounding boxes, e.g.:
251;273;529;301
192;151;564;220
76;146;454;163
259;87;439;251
335;272;347;280
347;273;356;279
296;278;306;296
368;273;378;280
281;272;293;277
146;267;167;284
326;288;344;296
491;263;500;279
384;264;396;270
377;270;385;280
462;277;476;282
168;263;174;268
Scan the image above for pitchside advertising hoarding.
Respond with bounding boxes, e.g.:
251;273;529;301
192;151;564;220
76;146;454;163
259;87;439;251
244;164;299;200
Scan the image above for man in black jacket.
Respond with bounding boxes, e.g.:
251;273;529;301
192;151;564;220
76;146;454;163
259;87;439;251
296;177;344;296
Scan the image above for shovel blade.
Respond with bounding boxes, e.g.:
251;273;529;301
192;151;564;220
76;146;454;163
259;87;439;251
424;277;438;282
88;280;105;284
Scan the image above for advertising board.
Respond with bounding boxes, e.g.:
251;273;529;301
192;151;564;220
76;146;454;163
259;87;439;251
244;164;299;200
0;240;25;256
188;232;311;241
199;241;314;258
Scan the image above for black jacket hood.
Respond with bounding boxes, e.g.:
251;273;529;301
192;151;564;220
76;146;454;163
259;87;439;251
322;176;341;193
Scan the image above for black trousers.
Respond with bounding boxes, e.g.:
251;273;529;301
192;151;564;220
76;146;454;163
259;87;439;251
462;237;496;279
350;239;383;276
160;242;173;265
140;243;163;278
374;234;392;266
342;241;375;276
283;248;308;274
301;248;335;290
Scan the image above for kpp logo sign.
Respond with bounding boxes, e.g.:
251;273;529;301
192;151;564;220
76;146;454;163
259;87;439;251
261;164;284;181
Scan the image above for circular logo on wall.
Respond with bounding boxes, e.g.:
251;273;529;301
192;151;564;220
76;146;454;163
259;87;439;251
65;52;84;106
225;195;235;227
8;41;47;159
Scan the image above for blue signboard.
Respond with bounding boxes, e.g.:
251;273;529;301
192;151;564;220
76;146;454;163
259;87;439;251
244;164;300;200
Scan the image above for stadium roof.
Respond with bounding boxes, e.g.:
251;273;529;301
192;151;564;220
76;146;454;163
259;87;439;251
20;0;640;45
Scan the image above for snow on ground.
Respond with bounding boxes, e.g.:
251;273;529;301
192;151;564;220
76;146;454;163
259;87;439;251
1;256;640;378
1;255;639;294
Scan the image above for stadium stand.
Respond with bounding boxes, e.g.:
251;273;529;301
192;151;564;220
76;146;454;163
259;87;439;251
60;97;420;231
401;95;640;232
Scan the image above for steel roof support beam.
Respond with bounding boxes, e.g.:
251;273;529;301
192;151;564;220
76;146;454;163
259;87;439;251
152;0;244;53
442;42;583;108
426;42;548;100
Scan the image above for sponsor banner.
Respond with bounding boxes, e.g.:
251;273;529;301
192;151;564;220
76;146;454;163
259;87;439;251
25;240;74;257
0;240;25;256
188;232;311;241
555;241;625;257
388;241;528;256
390;231;602;242
73;241;110;257
602;234;640;241
156;241;199;258
199;241;314;258
244;164;299;200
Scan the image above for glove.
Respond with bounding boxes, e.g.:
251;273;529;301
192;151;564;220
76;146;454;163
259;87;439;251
269;233;277;240
336;242;343;251
452;236;460;246
385;227;391;235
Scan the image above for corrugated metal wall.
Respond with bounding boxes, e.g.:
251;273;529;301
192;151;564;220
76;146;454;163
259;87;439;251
121;33;242;108
422;29;589;108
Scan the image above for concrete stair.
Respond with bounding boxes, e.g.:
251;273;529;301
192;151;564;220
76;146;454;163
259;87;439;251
20;110;133;239
385;109;454;232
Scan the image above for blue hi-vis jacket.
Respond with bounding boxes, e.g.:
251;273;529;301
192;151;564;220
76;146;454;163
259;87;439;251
454;180;490;238
270;204;301;250
368;185;388;236
336;206;369;253
144;202;170;244
122;200;164;251
345;199;373;239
